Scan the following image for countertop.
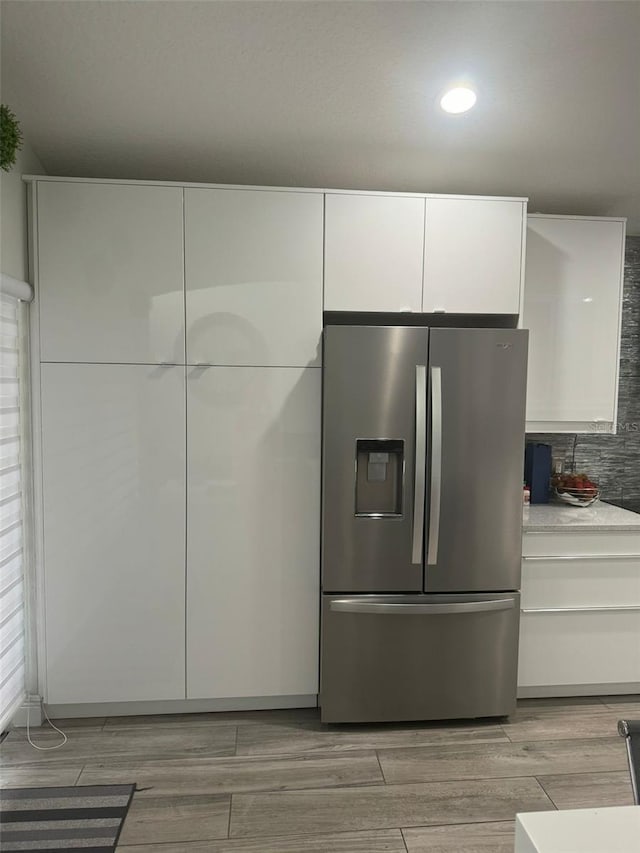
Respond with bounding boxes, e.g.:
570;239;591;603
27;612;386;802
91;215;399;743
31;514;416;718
515;807;640;853
523;500;640;532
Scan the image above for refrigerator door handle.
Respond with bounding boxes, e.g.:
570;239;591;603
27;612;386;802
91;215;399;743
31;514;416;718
427;366;442;566
412;365;427;564
330;598;516;615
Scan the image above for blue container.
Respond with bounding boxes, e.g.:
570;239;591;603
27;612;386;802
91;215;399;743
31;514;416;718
524;442;552;504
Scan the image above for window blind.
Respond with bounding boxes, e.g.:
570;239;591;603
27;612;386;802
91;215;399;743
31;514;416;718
0;292;27;731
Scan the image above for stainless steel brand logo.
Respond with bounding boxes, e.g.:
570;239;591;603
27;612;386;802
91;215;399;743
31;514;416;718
496;343;512;349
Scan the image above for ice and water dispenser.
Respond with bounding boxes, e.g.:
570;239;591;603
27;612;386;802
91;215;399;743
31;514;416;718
355;439;404;517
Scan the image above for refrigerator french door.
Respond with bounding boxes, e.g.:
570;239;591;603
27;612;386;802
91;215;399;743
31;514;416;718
320;324;528;723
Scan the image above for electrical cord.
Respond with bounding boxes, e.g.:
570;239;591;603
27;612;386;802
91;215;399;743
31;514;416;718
571;433;578;473
26;700;68;751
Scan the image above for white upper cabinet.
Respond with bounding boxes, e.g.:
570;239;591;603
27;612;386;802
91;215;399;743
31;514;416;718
185;189;323;367
323;194;425;312
324;193;525;314
37;181;184;364
187;366;320;700
523;215;625;433
40;363;186;704
422;197;526;314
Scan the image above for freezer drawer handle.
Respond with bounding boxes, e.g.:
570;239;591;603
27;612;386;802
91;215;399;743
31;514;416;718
330;598;516;615
427;366;442;566
412;365;427;564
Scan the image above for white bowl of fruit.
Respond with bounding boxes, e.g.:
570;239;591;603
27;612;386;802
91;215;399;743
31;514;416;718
553;473;599;507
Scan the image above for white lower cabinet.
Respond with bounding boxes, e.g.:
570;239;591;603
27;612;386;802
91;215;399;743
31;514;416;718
519;610;640;689
518;535;640;695
186;366;321;699
40;364;186;704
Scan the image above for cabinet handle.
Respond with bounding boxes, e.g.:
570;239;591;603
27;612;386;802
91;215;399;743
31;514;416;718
427;366;442;566
412;365;426;564
523;554;640;561
522;605;640;614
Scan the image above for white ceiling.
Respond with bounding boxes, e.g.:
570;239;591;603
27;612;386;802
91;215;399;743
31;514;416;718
2;1;639;232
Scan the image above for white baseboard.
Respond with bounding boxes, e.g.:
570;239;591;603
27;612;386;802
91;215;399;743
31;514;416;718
517;683;640;699
11;695;44;728
44;694;319;720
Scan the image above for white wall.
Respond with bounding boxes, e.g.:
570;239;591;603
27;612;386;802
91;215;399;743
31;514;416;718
1;140;45;280
0;139;45;717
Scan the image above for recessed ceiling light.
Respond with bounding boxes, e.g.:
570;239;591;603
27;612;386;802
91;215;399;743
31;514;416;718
440;87;477;114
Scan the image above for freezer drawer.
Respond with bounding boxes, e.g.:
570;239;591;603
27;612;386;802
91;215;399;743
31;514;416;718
320;592;520;723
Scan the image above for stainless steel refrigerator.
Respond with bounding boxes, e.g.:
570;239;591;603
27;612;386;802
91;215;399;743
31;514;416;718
320;324;528;723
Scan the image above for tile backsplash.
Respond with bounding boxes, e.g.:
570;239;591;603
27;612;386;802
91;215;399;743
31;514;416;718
527;235;640;502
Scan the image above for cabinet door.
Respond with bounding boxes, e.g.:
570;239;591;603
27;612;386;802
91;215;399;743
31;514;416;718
185;189;323;367
37;181;184;364
422;198;525;314
521;556;640;610
187;366;320;699
518;611;640;689
41;364;185;703
523;216;625;432
324;194;425;312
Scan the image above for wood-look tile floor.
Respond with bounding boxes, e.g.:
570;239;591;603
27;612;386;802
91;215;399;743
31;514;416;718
1;696;637;852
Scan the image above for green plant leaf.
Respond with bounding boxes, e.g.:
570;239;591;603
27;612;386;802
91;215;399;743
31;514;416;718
1;104;24;172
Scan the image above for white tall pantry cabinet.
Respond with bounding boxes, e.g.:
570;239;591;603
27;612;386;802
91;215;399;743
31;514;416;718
32;178;322;709
183;187;323;700
35;181;187;704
